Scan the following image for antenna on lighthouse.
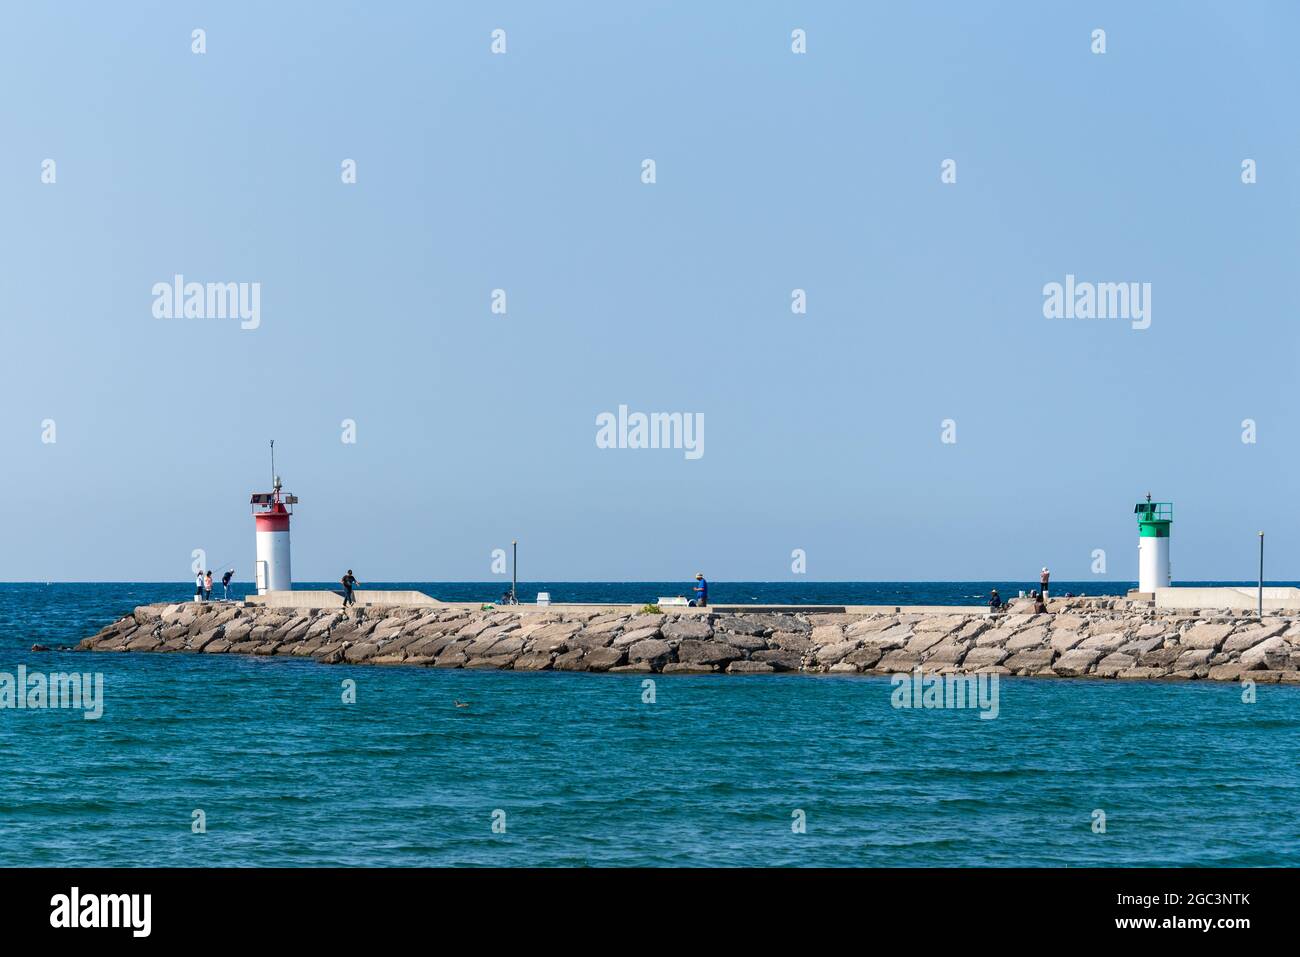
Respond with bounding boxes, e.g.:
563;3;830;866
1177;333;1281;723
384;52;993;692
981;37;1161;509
270;439;276;489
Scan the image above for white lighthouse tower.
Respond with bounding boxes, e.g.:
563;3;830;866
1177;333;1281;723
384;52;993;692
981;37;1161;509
1134;494;1172;593
251;476;298;595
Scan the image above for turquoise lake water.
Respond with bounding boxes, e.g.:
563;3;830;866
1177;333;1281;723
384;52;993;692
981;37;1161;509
2;583;1297;867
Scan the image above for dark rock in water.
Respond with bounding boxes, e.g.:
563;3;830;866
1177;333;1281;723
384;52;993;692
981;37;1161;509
609;661;653;673
513;651;555;671
751;648;803;671
583;647;626;671
663;662;716;674
676;639;740;666
726;660;775;674
30;644;49;652
553;649;589;671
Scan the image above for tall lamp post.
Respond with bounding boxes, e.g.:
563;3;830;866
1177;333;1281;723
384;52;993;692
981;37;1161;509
511;539;518;605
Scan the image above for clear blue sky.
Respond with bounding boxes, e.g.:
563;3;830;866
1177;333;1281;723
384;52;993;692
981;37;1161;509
2;2;1297;582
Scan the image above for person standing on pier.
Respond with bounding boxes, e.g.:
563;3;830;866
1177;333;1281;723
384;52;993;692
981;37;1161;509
1040;567;1051;601
204;571;214;602
341;570;358;607
221;569;234;601
195;570;205;602
692;572;708;607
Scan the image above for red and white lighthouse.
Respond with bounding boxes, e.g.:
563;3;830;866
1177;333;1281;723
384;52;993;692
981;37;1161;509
250;477;298;594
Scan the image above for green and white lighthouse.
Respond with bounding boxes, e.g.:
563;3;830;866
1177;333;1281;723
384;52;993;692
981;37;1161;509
1134;494;1172;593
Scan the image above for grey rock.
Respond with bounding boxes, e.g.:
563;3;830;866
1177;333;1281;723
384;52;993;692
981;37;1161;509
751;649;803;671
815;640;861;665
726;660;775;674
962;647;1009;668
661;618;714;641
1180;623;1235;651
1052;648;1101;677
584;646;627;671
613;626;661;649
628;638;674;665
1004;648;1057;673
676;640;741;665
1241;636;1286;670
1094;652;1136;677
663;662;717;674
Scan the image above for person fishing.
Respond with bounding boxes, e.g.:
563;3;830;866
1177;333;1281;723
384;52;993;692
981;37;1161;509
341;569;358;606
221;569;235;601
691;572;708;607
988;589;1003;612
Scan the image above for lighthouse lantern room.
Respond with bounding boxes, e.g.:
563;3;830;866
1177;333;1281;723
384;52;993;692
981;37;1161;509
1134;494;1172;593
251;477;298;594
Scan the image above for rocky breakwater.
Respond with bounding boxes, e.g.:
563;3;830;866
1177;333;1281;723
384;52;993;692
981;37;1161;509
76;598;1300;682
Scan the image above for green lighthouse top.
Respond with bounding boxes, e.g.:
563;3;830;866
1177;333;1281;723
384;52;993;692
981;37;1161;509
1135;494;1172;536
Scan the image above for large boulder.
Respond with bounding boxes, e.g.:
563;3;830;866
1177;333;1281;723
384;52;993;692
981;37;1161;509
513;651;555;671
552;650;588;671
1003;648;1056;673
1175;648;1213;670
874;649;922;672
815;640;861;665
613;626;662;648
628;638;674;666
769;631;813;652
1094;652;1136;677
1138;645;1181;668
1180;623;1235;651
1222;623;1288;655
923;640;967;664
676;640;741;666
1208;662;1245;681
1079;632;1128;653
810;624;844;646
1240;636;1287;671
662;618;713;641
726;660;775;674
1049;630;1085;653
1052;648;1101;677
864;624;912;649
751;649;803;671
962;647;1009;669
584;646;628;671
905;631;950;655
974;628;1016;648
1005;627;1049;653
714;631;768;651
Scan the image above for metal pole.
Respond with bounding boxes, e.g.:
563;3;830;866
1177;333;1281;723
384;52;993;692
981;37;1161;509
511;539;517;604
1258;531;1264;618
270;439;275;487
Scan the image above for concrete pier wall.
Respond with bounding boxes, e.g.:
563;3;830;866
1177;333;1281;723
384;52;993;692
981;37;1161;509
1154;586;1300;612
